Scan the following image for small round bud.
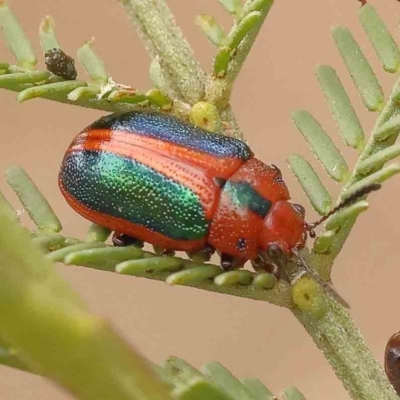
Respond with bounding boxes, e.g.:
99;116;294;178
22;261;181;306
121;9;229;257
189;102;220;132
292;276;328;318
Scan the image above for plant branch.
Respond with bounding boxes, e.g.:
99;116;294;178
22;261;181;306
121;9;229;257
35;232;293;308
312;78;400;277
206;0;274;108
119;0;206;104
294;299;398;400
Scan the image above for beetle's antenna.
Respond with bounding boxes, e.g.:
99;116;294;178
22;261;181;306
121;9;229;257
292;248;351;309
305;183;381;235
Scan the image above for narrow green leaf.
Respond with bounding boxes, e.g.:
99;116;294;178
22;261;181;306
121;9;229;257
325;200;368;230
0;2;36;68
149;56;166;90
359;4;400;73
67;85;100;102
18;80;86;102
214;270;253;286
163;356;203;383
107;89;147;104
0;71;50;88
39;16;60;53
149;361;177;387
173;378;235;400
282;387;307;400
77;39;108;84
287;155;332;215
5;166;61;233
85;223;111;242
291;111;349;182
251;273;277;289
218;0;242;16
116;257;183;275
316;65;364;150
0;62;9;70
146;88;173;110
166;265;221;285
0;191;17;222
374;114;400;141
214;47;231;78
342;164;400;199
226;11;261;50
358;144;400;174
65;246;143;271
201;362;255;400
46;242;106;263
313;230;336;254
242;378;274;400
196;15;227;46
32;233;67;253
333;26;384;111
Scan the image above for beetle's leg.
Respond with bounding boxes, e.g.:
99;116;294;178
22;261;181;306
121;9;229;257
112;232;144;248
251;255;280;278
220;253;244;271
187;244;215;263
153;245;175;256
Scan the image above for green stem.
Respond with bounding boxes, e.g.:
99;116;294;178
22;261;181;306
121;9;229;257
120;0;206;104
0;206;172;400
293;299;398;400
206;0;274;108
1;74;154;112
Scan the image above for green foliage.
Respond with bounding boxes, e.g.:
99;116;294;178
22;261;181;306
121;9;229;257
1;1;400;399
289;4;400;273
0;1;176;115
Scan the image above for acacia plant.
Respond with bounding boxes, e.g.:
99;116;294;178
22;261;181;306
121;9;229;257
0;0;399;399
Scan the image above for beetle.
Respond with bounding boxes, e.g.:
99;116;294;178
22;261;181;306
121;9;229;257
385;332;400;395
59;111;378;304
59;111;310;267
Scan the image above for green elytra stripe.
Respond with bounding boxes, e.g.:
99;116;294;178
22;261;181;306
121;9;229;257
224;181;272;217
60;150;209;240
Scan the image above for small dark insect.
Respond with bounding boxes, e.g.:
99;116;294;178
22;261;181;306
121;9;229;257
385;332;400;395
45;48;77;81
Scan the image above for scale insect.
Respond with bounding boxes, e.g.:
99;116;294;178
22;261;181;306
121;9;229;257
59;111;379;307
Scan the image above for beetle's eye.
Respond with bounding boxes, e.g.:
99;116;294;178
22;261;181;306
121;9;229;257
292;203;306;217
267;244;283;260
269;164;282;176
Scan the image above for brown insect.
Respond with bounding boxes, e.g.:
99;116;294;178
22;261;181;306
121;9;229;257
385;332;400;395
45;48;77;81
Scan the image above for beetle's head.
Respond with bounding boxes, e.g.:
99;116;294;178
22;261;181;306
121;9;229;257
258;200;308;263
258;183;383;265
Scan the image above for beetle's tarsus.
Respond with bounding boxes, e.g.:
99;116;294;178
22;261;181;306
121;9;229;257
251;255;279;277
112;233;144;248
220;253;244;271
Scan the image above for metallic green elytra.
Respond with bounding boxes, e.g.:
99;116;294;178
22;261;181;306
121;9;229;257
61;150;208;240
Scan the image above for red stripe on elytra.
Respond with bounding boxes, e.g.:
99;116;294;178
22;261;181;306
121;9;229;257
70;129;246;179
71;138;220;221
59;181;207;251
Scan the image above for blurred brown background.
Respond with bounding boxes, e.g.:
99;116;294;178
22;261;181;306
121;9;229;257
1;0;399;399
